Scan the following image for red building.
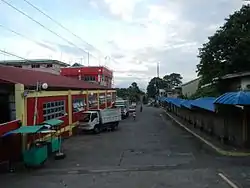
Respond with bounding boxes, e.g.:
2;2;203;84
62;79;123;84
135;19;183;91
60;66;113;88
0;65;116;165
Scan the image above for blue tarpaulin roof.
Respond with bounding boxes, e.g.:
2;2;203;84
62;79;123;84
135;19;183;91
191;97;216;112
169;98;185;107
180;100;193;109
214;91;250;105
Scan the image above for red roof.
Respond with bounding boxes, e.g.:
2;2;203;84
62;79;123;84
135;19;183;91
0;65;110;90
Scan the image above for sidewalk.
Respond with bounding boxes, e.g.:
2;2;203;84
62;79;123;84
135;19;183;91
163;109;250;157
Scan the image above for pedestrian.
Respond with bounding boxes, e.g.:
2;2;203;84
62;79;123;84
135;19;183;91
140;105;143;112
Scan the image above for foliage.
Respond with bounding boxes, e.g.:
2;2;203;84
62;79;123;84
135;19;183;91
142;95;148;104
163;73;183;88
146;77;168;98
116;82;145;102
146;73;183;98
188;84;220;99
197;5;250;85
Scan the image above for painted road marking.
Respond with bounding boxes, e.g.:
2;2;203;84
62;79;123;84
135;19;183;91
218;173;239;188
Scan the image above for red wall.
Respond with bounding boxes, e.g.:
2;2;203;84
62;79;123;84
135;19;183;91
0;120;21;136
60;67;112;78
27;96;68;125
0;120;22;163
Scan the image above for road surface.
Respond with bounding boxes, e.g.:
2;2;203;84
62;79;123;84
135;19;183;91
1;107;250;187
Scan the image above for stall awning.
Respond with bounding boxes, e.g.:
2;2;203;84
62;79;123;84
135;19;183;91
2;125;45;137
170;98;185;107
180;100;193;109
214;91;250;105
42;119;64;127
191;97;216;112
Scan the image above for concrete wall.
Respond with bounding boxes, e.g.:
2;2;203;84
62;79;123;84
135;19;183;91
166;104;248;148
21;64;62;75
241;77;250;90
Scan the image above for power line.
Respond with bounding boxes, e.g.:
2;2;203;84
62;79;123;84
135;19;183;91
0;49;29;60
0;0;90;57
22;0;121;66
0;24;56;52
22;0;103;57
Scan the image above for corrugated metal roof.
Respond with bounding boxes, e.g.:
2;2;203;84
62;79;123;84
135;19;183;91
214;91;250;105
0;59;70;66
191;97;216;112
0;65;109;90
221;72;250;80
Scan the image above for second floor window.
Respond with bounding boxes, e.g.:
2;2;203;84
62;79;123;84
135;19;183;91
31;64;40;68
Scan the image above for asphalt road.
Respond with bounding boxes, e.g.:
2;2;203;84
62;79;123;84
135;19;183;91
1;106;250;187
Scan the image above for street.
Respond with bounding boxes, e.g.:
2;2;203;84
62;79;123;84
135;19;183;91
1;107;250;187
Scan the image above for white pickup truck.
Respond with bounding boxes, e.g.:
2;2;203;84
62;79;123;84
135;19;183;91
78;108;121;133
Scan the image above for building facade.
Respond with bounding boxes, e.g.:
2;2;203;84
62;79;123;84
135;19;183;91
219;72;250;93
0;66;116;164
181;78;201;97
60;66;113;88
0;59;69;75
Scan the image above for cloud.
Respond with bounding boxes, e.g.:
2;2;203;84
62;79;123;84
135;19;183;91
0;0;244;90
104;0;144;21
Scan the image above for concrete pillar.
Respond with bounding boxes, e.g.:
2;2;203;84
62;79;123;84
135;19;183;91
15;83;26;151
68;90;73;136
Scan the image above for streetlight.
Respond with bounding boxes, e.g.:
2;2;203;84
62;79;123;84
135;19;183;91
98;68;102;84
78;69;81;80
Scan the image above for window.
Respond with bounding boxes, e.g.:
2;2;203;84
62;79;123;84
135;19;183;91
84;76;96;81
99;95;106;105
107;94;111;102
88;95;97;108
91;113;98;121
73;98;85;112
46;64;53;68
31;64;40;68
43;100;65;121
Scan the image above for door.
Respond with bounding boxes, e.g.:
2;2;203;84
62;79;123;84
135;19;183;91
0;94;10;123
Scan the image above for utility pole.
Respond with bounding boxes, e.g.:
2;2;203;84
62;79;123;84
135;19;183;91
154;62;160;103
87;52;90;66
157;61;160;78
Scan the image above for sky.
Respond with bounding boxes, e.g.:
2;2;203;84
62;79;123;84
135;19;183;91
0;0;246;90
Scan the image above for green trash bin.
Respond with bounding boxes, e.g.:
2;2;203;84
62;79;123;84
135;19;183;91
23;143;48;167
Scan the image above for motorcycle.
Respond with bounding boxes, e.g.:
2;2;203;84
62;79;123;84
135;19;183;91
132;112;136;120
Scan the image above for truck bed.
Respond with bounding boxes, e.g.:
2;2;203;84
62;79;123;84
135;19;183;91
100;108;121;124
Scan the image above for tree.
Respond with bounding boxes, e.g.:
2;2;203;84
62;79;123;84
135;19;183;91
146;77;169;98
116;82;145;102
116;88;129;99
163;73;183;88
197;5;250;85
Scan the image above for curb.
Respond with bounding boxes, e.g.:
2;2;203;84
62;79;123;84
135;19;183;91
164;111;250;157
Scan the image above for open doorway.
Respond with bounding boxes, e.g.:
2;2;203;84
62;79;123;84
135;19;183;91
0;94;10;124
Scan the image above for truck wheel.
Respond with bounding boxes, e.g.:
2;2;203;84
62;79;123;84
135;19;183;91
93;126;100;134
111;123;118;131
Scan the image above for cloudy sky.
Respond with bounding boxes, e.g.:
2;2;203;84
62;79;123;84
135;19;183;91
0;0;246;89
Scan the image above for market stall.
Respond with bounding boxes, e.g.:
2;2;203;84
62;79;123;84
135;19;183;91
3;125;54;168
41;119;66;160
